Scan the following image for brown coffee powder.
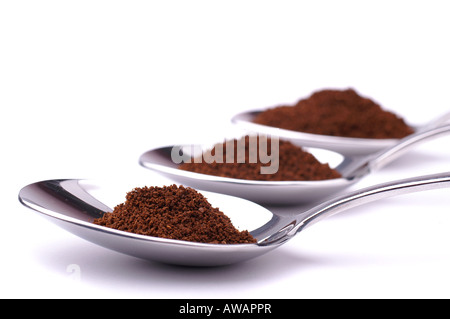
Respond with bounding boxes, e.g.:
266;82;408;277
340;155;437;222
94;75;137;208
253;88;414;139
178;137;341;181
93;184;256;244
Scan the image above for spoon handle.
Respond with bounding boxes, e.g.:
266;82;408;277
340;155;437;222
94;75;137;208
369;124;450;172
339;124;450;178
259;172;450;246
296;171;450;234
420;110;450;131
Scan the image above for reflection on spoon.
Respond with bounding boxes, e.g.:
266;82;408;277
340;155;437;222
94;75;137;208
18;172;450;266
231;109;450;156
139;124;450;204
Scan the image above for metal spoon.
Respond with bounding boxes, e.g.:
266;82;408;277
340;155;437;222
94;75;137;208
231;109;450;156
18;172;450;266
138;124;450;204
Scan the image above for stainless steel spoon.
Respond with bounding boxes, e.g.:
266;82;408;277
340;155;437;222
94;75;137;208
231;109;450;156
138;124;450;204
18;172;450;266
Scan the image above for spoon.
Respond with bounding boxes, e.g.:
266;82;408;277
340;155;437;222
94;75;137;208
231;109;450;156
138;124;450;204
18;172;450;266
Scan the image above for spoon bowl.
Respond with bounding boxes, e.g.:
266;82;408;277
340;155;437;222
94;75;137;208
18;172;450;266
231;109;450;156
139;124;450;204
18;179;276;266
139;145;351;205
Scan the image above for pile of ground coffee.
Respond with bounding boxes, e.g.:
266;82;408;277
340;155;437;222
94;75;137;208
93;184;256;244
253;88;414;139
178;137;341;181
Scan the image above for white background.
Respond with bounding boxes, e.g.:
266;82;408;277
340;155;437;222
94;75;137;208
2;0;450;299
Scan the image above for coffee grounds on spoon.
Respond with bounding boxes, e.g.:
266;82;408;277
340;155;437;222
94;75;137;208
93;184;256;244
253;88;414;139
178;137;341;181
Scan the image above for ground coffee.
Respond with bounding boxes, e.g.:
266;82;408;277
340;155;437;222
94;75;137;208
178;137;341;181
253;88;414;139
93;184;256;244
